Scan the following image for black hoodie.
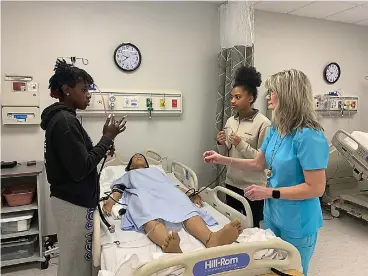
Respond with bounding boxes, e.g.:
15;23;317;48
41;102;113;208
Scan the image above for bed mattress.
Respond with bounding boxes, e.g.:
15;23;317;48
344;131;368;150
98;173;285;276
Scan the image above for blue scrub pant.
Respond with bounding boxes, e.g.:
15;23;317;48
264;217;318;275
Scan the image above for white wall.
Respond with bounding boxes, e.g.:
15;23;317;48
1;1;220;178
1;1;220;234
254;10;368;140
3;3;368;235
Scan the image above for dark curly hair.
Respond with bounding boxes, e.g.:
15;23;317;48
48;59;94;99
125;153;150;172
233;66;262;105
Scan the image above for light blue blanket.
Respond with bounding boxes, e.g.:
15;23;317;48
111;167;217;231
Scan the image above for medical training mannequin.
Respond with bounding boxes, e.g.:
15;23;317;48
216;66;271;228
41;59;126;276
103;153;243;253
204;69;329;275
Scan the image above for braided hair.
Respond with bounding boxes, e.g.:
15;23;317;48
233;66;262;104
48;59;94;100
125;154;150;172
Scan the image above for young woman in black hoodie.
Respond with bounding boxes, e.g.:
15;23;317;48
41;59;126;276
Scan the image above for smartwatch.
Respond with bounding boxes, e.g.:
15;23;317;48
272;190;281;199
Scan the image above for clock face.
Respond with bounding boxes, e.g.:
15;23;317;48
324;62;341;84
114;43;141;72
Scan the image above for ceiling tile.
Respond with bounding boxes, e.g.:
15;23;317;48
325;5;368;23
290;1;356;18
253;1;313;14
355;19;368;26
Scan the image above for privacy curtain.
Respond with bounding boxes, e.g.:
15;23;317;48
214;1;255;187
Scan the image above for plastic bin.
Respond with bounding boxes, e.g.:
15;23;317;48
0;211;34;234
3;184;35;207
1;236;37;261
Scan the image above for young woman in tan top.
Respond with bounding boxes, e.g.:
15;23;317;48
217;66;271;228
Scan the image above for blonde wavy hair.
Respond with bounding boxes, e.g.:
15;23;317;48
265;69;323;133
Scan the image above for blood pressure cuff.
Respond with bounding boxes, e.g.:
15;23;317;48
112;184;126;193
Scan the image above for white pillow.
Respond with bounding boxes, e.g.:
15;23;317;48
344;131;368;151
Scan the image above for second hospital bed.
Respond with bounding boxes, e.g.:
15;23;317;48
92;150;304;276
325;130;368;220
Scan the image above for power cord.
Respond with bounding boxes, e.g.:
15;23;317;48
188;124;239;199
188;143;232;199
188;165;228;198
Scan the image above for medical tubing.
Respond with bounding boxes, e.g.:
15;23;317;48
189;121;240;198
94;84;107;114
189;146;230;198
97;154;114;231
102;220;161;249
103;190;127;207
97;203;113;232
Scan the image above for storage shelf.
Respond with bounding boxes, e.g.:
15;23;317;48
1;252;42;267
1;161;44;268
1;201;38;214
1;222;39;239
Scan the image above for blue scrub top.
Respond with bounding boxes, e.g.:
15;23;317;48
260;126;329;238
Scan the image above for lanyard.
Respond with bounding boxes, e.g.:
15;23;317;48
266;133;286;186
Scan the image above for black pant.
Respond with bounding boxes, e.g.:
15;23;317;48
225;184;264;228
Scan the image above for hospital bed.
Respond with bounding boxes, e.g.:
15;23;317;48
92;150;303;276
325;130;368;220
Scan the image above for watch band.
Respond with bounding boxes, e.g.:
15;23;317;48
272;190;281;199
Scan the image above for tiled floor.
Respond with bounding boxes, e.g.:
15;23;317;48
2;213;367;276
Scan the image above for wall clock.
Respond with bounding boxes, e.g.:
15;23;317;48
323;62;341;84
114;43;142;72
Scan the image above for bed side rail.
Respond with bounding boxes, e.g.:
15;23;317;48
332;129;368;181
93;209;102;268
171;161;199;191
132;239;302;276
202;186;254;229
144;149;165;166
98;149;164;171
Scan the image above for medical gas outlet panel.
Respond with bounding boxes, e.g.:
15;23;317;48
77;90;182;117
314;93;358;115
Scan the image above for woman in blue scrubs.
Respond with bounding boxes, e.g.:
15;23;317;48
203;69;329;275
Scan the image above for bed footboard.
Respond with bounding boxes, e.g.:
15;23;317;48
201;186;254;229
132;239;302;276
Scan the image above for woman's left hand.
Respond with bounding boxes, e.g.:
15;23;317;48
244;185;272;201
191;194;203;207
